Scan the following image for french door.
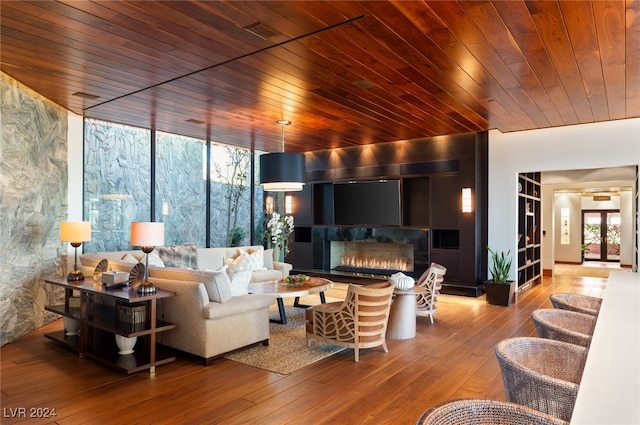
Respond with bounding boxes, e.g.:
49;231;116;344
582;210;620;262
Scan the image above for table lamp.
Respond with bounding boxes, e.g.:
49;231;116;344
129;222;164;294
60;221;92;281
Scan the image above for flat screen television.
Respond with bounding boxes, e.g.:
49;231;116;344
333;180;401;226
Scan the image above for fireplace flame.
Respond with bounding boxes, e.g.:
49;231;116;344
339;255;411;272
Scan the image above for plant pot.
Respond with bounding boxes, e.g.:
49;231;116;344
484;281;515;306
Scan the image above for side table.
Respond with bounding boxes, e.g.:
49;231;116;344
387;287;423;339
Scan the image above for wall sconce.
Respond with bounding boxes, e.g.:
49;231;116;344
285;195;293;215
461;188;472;213
60;221;92;281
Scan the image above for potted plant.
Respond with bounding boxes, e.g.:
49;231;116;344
485;246;515;306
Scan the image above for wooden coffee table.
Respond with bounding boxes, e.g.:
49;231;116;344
248;277;334;324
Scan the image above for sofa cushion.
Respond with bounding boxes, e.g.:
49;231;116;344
202;293;275;320
149;267;232;303
155;244;197;269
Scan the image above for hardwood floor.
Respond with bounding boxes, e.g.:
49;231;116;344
1;275;606;425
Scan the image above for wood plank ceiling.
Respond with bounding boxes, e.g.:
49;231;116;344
2;1;639;153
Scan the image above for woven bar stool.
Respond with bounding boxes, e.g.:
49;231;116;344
495;337;587;422
416;399;567;425
549;293;601;316
531;309;596;348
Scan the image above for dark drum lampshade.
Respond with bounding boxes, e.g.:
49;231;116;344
260;152;305;192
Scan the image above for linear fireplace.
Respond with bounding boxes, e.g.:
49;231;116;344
330;241;414;277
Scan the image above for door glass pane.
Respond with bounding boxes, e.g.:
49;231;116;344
583;212;601;260
606;212;621;261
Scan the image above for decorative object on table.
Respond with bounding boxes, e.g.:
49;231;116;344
265;211;294;259
485;246;515;306
281;274;309;286
129;222;164;294
388;272;415;290
60;221;92;281
102;271;130;289
117;302;146;324
128;263;146;289
63;317;80;336
259;120;305;192
93;258;108;282
115;334;137;355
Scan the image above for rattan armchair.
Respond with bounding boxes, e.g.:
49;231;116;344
415;262;447;324
495;337;587;422
416;399;568;425
550;293;601;316
305;283;394;362
531;308;596;348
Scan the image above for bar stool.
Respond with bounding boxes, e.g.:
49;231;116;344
550;293;601;316
416;399;567;425
495;337;587;422
531;309;596;348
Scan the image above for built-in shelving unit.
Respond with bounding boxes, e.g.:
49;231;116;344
44;277;176;374
517;172;542;289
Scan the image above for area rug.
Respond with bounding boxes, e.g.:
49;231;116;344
223;295;345;375
554;263;615;278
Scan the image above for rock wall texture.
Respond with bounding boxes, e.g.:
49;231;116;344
1;72;68;346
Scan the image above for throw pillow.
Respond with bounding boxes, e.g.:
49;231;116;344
121;253;139;264
263;249;274;270
146;251;165;268
225;251;249;272
228;269;252;296
239;247;265;271
154;244;198;269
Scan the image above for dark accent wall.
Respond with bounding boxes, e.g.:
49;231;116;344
292;132;488;295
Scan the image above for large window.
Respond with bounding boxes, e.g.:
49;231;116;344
156;131;206;246
84;119;265;251
84;119;150;251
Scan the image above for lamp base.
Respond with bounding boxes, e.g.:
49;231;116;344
136;280;156;294
67;270;85;281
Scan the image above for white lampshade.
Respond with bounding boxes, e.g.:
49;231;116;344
130;222;165;247
60;221;91;242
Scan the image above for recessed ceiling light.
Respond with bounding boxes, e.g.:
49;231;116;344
72;92;100;100
351;79;375;89
243;22;281;40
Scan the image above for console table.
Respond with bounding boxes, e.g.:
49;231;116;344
44;276;176;374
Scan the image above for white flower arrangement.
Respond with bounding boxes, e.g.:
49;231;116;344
265;212;295;252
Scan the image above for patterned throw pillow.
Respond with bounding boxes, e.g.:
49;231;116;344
239;248;265;271
154;244;197;269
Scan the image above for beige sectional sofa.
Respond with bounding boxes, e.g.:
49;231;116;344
78;245;292;364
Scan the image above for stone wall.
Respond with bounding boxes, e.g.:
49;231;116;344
0;72;68;346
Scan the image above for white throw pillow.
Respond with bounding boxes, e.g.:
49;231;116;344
239;248;265;271
228;269;252;296
121;253;139;263
146;251;165;268
263;249;274;270
225;251;248;272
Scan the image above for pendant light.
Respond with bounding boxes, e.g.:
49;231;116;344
260;120;305;192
